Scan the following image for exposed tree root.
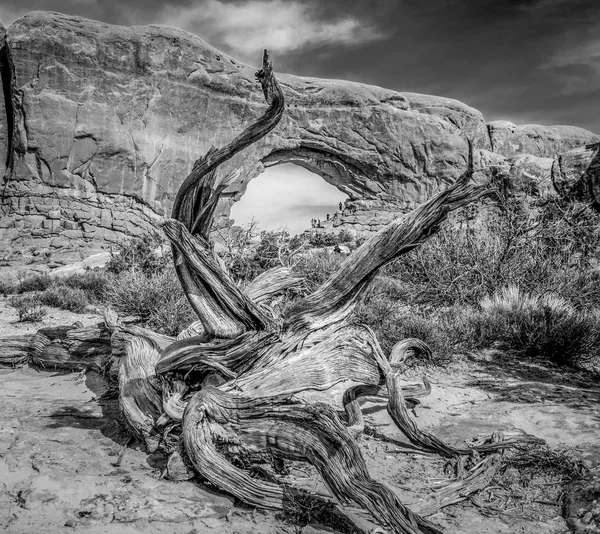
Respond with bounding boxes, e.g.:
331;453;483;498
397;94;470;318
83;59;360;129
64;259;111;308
183;386;443;534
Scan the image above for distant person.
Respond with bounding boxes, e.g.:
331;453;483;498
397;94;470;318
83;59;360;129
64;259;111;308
318;219;321;228
326;213;330;221
339;201;343;212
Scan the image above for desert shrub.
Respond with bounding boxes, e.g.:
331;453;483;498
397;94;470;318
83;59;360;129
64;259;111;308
17;274;53;294
0;279;17;295
349;271;468;363
60;270;112;302
220;226;308;283
106;234;170;276
253;230;305;272
8;294;47;322
38;285;89;313
354;293;464;364
308;230;352;248
147;297;197;337
104;266;194;336
468;285;600;365
292;249;344;293
103;235;195;335
383;199;600;309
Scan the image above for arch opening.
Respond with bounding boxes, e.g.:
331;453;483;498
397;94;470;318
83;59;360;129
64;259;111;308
229;162;349;234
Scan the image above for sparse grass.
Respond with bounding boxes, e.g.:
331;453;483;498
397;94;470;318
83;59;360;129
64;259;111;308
8;294;47;322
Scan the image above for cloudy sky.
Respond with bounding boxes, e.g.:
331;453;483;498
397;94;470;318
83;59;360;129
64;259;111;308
1;0;598;230
1;0;598;132
230;163;347;233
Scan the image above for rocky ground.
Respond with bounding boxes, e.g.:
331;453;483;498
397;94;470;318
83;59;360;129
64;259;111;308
1;300;599;534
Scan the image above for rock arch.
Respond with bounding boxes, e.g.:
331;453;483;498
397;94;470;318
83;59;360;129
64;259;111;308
260;146;383;199
0;11;598;263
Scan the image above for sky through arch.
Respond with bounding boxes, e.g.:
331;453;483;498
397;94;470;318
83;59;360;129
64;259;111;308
229;163;348;234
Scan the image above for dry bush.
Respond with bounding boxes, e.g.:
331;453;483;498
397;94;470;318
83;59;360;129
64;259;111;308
356;198;600;368
104;266;195;336
60;270;112;302
8;294;47;322
468;285;600;365
307;229;353;248
0;279;17;295
101;235;194;335
501;443;587;483
38;286;89;313
292;249;344;293
106;234;170;276
17;274;53;294
219;225;309;283
385;199;600;308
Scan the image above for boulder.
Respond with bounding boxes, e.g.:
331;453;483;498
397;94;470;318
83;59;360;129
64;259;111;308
504;154;556;198
552;143;600;203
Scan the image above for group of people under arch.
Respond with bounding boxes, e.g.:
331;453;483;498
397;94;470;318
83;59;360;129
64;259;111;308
310;201;346;229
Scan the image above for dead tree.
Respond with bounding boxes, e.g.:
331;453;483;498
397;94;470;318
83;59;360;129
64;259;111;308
0;52;533;534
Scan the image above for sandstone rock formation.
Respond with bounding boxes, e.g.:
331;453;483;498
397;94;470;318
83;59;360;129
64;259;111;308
552;143;600;205
0;11;598;258
487;121;597;158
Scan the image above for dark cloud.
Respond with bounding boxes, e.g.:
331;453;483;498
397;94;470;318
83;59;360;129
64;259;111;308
0;0;598;132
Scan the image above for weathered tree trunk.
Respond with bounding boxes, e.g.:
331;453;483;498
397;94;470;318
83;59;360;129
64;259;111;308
0;51;534;534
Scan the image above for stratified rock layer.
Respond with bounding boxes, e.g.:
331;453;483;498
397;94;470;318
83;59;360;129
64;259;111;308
0;11;598;257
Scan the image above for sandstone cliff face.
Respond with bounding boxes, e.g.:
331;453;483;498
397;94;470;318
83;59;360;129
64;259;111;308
0;11;598;259
487;121;597;158
0;23;11;182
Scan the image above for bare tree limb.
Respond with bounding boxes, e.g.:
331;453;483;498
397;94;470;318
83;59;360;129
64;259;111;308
165;50;285;339
172;50;284;231
284;149;494;333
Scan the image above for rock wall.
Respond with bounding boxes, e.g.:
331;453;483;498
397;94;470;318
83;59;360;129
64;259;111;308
0;11;599;261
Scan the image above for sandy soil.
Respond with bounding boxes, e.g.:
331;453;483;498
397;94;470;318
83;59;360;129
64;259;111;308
1;301;599;534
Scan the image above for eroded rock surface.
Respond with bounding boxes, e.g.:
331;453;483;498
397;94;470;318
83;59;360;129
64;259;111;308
552;143;600;204
488;121;597;158
0;10;598;259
